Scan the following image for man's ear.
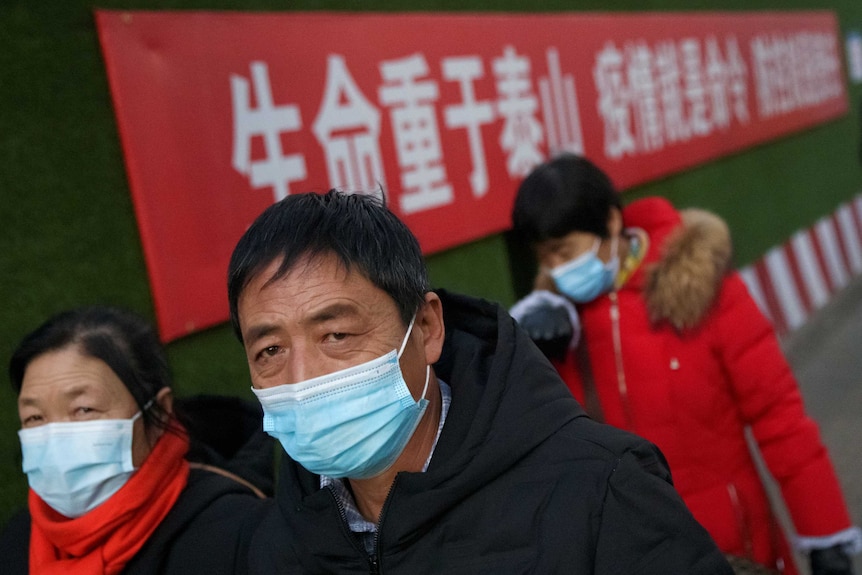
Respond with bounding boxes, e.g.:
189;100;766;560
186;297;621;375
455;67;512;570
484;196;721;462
419;292;445;365
607;207;623;237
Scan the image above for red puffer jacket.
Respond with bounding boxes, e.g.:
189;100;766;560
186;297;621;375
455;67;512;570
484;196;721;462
554;197;853;574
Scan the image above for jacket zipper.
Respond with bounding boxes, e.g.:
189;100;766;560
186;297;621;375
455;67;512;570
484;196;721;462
369;475;400;574
325;486;372;567
609;292;635;430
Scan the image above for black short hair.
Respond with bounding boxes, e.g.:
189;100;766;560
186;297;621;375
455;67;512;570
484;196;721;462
9;306;172;430
511;154;623;244
227;190;430;342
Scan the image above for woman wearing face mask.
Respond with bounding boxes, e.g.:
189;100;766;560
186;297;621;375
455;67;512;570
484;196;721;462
509;154;861;575
0;306;272;575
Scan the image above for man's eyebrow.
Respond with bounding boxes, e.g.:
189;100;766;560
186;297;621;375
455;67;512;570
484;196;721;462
243;323;280;346
307;303;360;324
243;303;361;344
18;395;39;408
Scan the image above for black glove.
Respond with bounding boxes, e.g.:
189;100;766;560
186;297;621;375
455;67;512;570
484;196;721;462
810;544;855;575
516;303;573;362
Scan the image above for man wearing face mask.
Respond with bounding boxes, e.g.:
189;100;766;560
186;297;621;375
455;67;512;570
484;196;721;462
510;154;861;575
228;189;733;574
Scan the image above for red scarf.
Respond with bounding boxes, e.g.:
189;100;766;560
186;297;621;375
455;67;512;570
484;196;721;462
28;428;190;575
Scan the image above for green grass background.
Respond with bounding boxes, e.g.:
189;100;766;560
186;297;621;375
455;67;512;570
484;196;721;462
2;0;861;526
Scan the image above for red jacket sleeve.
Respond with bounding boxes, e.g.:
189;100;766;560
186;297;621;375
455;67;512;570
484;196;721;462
711;272;852;537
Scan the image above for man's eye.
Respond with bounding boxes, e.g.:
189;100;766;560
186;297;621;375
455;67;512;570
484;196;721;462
261;346;281;357
21;414;43;426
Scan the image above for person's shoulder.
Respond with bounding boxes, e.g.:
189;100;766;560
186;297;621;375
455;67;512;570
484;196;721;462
545;416;671;482
148;465;272;554
180;465;272;514
172;466;272;549
126;467;273;575
554;414;654;453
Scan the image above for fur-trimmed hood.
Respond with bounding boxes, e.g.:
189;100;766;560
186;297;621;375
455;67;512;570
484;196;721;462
640;206;733;331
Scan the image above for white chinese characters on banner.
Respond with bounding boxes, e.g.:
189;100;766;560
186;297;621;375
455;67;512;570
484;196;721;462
442;56;495;198
539;48;584;158
230;48;553;212
752;31;843;118
655;41;691;145
379;54;453;215
229;30;844;207
231;62;307;202
593;36;750;160
312;55;385;195
627;42;664;153
594;42;636;159
493;46;546;178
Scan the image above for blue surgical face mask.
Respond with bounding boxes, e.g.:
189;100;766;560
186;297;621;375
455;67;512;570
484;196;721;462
551;237;619;303
19;412;141;518
251;316;430;480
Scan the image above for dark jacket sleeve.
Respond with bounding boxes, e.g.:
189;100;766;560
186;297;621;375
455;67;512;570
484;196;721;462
594;442;734;575
0;507;30;575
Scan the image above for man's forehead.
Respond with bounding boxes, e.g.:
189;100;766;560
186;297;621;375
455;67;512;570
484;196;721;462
240;253;391;318
538;231;595;250
269;251;365;283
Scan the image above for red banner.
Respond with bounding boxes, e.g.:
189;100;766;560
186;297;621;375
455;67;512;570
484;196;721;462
95;10;848;341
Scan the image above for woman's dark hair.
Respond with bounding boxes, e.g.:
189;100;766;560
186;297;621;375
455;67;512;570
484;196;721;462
228;189;430;342
511;154;623;244
9;306;172;430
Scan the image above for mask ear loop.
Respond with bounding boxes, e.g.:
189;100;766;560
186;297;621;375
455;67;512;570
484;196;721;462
397;314;430;402
397;315;417;358
129;397;156;423
419;365;430;402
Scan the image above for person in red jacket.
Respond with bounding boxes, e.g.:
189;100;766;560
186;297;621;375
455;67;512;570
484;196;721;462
510;154;860;575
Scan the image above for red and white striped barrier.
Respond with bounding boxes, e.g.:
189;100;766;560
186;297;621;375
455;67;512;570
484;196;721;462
739;194;862;338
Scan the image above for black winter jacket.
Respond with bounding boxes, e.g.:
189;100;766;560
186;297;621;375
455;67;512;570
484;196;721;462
248;291;733;574
0;395;274;575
